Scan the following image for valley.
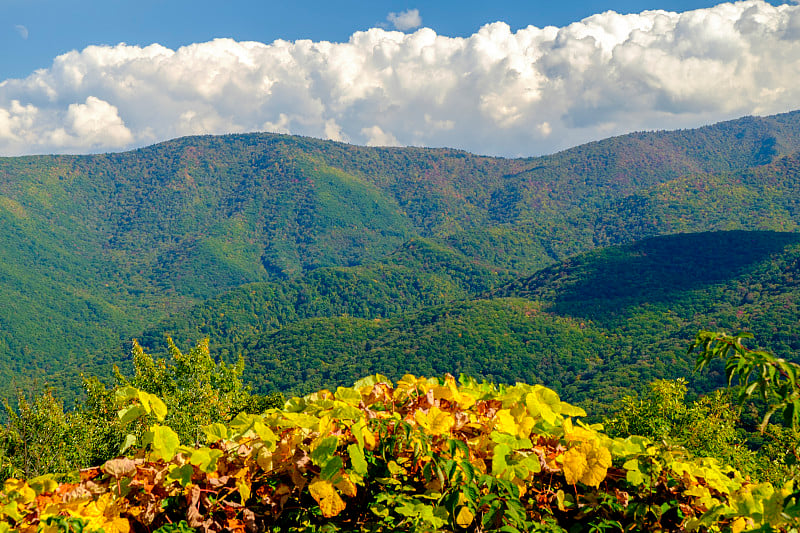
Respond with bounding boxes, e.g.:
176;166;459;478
1;110;800;405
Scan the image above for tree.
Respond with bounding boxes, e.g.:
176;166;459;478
605;378;765;480
0;391;76;480
0;338;283;481
691;330;800;484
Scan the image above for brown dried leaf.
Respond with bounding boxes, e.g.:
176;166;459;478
103;458;137;479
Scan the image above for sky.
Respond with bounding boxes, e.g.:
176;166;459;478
1;0;799;157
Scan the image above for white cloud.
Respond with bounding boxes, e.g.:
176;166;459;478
44;96;133;151
387;9;422;31
14;25;28;40
362;125;399;146
2;1;800;156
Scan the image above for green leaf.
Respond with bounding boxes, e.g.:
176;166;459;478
114;386;140;405
139;390;168;421
27;475;58;495
490;432;532;450
146;424;181;462
492;444;511;475
167;464;194;487
251;419;277;445
347;443;368;475
312;436;340;465
118;404;146;425
120;433;137;454
202;422;229;443
352;420;368;450
188;447;224;473
353;374;392;389
334;387;362;406
1;501;23;522
321;456;344;480
284;397;307;413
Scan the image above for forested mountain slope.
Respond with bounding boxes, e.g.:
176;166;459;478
2;110;800;398
228;231;800;412
138;237;517;356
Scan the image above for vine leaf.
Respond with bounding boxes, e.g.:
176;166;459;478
308;477;346;517
562;441;611;488
145;425;180;462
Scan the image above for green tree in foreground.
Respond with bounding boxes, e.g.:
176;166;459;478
604;378;795;483
691;331;800;483
0;391;77;480
606;379;764;479
0;338;283;480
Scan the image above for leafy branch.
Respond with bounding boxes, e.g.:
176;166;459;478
690;330;800;433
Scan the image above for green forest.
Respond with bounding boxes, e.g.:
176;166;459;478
2;110;800;404
3;111;800;529
3;332;800;531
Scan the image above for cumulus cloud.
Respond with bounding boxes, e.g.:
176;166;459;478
387;9;422;31
2;1;800;156
48;97;133;150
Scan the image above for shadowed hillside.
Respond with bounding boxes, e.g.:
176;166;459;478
229;231;800;412
2;110;800;398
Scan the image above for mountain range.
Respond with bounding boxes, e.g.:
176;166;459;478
2;109;800;405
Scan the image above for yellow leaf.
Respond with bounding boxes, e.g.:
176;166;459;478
494;409;517;435
731;517;748;533
562;447;588;486
334;473;357;497
235;469;252;502
255;446;274;472
414;406;454;436
456;506;474;527
511;405;535;438
71;493;130;533
362;426;377;450
582;443;612;487
562;441;611;488
4;479;35;504
237;478;251;502
309;477;346;518
102;516;131;533
432;385;454;402
512;477;527;497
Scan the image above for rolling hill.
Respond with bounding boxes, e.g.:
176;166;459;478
2;110;800;399
211;231;800;413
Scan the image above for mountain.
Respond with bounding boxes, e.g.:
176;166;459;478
220;231;800;413
137;237;517;356
2;110;800;398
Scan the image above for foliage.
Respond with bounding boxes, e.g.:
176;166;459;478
692;330;800;436
139;237;517;357
0;339;282;482
238;298;613;404
604;379;783;482
0;391;77;481
2;374;799;531
3;110;800;400
688;330;800;488
150;230;793;414
116;338;282;447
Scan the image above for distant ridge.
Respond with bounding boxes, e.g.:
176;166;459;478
1;110;800;399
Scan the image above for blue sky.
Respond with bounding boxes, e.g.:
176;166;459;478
1;1;799;156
